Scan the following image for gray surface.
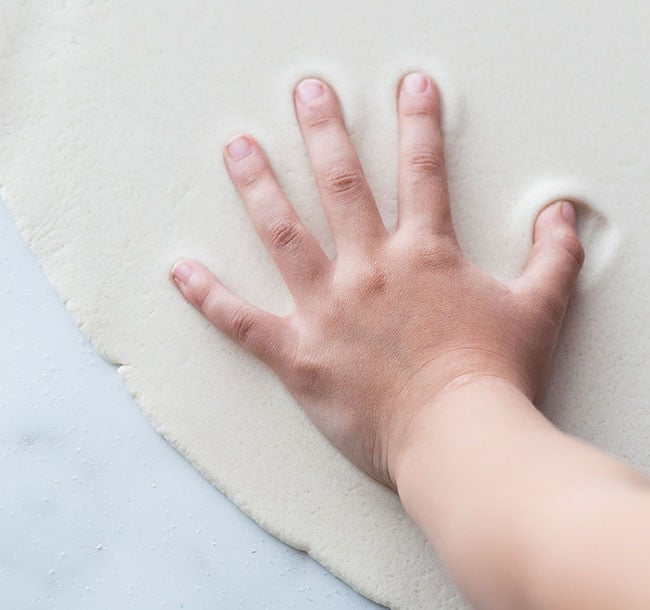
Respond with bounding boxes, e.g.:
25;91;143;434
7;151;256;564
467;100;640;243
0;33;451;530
0;198;381;609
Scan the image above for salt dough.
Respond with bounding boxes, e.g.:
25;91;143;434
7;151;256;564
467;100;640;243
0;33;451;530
2;1;650;608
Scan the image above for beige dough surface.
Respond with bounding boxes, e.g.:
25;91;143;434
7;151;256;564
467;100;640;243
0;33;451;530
2;2;650;608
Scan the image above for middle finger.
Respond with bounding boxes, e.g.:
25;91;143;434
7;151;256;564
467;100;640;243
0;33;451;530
293;78;387;254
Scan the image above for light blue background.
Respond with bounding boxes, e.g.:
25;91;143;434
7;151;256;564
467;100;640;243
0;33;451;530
0;199;380;609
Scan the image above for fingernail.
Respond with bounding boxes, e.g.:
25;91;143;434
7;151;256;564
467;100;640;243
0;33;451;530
297;79;325;103
226;135;253;161
403;72;427;93
561;201;577;227
172;261;193;285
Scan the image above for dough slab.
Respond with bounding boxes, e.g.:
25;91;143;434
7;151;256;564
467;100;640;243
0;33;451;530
2;2;649;607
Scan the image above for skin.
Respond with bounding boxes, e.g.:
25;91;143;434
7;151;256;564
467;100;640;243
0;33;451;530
171;72;650;609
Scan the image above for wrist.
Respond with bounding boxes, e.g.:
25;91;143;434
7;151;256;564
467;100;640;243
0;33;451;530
386;373;532;490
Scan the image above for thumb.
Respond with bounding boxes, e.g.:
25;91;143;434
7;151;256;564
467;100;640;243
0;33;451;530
514;201;585;317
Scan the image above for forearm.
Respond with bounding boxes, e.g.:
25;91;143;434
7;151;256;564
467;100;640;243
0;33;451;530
394;377;650;610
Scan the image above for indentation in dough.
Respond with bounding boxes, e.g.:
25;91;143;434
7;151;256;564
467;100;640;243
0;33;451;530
571;199;618;287
513;178;620;288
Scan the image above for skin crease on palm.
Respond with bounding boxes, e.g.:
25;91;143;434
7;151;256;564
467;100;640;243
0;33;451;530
170;72;584;490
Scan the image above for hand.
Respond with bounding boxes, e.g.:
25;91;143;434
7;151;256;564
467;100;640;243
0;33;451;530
171;72;584;488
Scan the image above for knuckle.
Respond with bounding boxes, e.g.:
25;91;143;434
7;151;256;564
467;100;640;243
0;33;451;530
304;107;339;132
561;234;585;269
195;282;218;314
227;307;256;344
354;263;389;297
402;97;438;119
238;165;267;191
266;218;303;250
408;236;461;270
287;344;329;395
332;256;390;299
322;161;365;198
404;147;445;177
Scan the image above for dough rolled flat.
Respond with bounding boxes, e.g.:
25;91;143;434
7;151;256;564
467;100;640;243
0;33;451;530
1;2;649;607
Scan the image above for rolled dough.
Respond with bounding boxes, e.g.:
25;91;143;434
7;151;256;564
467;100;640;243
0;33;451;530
1;2;649;608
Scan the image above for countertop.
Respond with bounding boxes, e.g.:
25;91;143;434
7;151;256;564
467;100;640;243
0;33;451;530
0;199;379;609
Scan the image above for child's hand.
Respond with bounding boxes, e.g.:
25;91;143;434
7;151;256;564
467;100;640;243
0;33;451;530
172;73;583;488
